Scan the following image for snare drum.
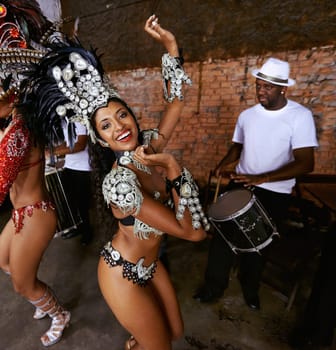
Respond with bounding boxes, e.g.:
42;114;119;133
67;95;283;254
208;188;279;253
45;166;82;237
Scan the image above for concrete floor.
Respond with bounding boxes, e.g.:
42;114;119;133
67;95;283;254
0;180;334;350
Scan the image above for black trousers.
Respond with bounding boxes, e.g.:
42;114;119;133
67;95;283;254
61;168;93;238
205;184;291;299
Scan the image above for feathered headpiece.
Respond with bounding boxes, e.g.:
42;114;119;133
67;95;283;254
0;0;60;100
20;41;120;148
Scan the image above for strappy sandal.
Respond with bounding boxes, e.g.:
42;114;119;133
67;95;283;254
28;286;71;347
33;308;47;320
125;335;137;350
41;310;71;347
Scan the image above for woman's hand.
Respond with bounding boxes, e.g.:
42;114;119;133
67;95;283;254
133;145;181;178
144;15;178;56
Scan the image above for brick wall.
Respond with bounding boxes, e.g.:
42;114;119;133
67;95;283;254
108;45;336;187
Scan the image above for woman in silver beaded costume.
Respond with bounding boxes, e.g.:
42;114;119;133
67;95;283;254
93;16;209;350
20;14;209;350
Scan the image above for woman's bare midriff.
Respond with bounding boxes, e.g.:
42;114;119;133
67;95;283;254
111;222;162;265
9;159;50;209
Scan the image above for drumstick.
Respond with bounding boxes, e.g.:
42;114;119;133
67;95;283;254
213;175;222;203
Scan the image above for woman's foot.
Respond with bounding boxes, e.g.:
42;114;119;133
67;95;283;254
28;286;71;347
41;310;71;347
125;335;137;350
33;308;47;320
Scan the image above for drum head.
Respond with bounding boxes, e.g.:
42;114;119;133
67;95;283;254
208;188;253;220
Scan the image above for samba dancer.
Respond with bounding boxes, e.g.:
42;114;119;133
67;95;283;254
21;15;209;350
0;1;70;347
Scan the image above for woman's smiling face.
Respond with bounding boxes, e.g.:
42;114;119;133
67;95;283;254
94;100;139;151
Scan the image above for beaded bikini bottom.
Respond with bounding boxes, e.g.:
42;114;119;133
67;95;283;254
100;241;157;287
12;200;55;233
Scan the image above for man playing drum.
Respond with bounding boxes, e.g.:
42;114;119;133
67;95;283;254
194;58;318;309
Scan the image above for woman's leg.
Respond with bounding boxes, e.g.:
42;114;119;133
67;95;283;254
149;261;184;340
9;208;56;299
8;207;70;346
0;219;14;274
98;258;177;350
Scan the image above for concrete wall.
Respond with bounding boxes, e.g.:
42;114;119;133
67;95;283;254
60;0;336;70
109;45;336;186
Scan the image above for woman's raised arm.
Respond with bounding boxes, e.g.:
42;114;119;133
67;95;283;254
144;15;192;152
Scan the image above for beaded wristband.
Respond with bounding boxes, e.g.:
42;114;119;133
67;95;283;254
166;168;210;230
161;53;192;103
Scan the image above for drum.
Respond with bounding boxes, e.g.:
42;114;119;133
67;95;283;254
208;188;279;253
45;166;82;237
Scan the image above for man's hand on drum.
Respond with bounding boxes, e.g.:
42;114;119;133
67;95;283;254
230;173;268;187
214;167;234;179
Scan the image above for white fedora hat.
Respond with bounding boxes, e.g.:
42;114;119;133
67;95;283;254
252;57;296;86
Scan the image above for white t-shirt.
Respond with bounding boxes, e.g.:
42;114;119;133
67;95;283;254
63;122;91;171
233;100;318;194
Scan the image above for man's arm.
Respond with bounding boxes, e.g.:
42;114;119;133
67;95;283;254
215;142;242;177
54;134;88;157
232;146;315;186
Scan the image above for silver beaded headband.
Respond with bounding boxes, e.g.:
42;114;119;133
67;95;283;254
51;51;120;142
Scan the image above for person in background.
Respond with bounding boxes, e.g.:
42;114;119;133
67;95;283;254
0;1;70;347
52;121;93;245
194;57;318;310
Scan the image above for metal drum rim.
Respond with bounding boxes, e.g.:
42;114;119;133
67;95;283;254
208;188;256;221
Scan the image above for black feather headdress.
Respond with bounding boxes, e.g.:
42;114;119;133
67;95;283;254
19;40;120;149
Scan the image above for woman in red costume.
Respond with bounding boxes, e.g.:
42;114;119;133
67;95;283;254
0;1;70;347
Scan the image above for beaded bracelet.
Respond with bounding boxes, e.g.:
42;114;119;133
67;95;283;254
166;168;210;231
161;53;192;103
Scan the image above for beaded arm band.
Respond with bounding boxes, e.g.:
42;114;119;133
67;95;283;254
161;53;192;103
166;168;210;230
102;167;143;215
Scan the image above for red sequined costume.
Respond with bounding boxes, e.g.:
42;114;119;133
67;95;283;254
0;116;55;233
